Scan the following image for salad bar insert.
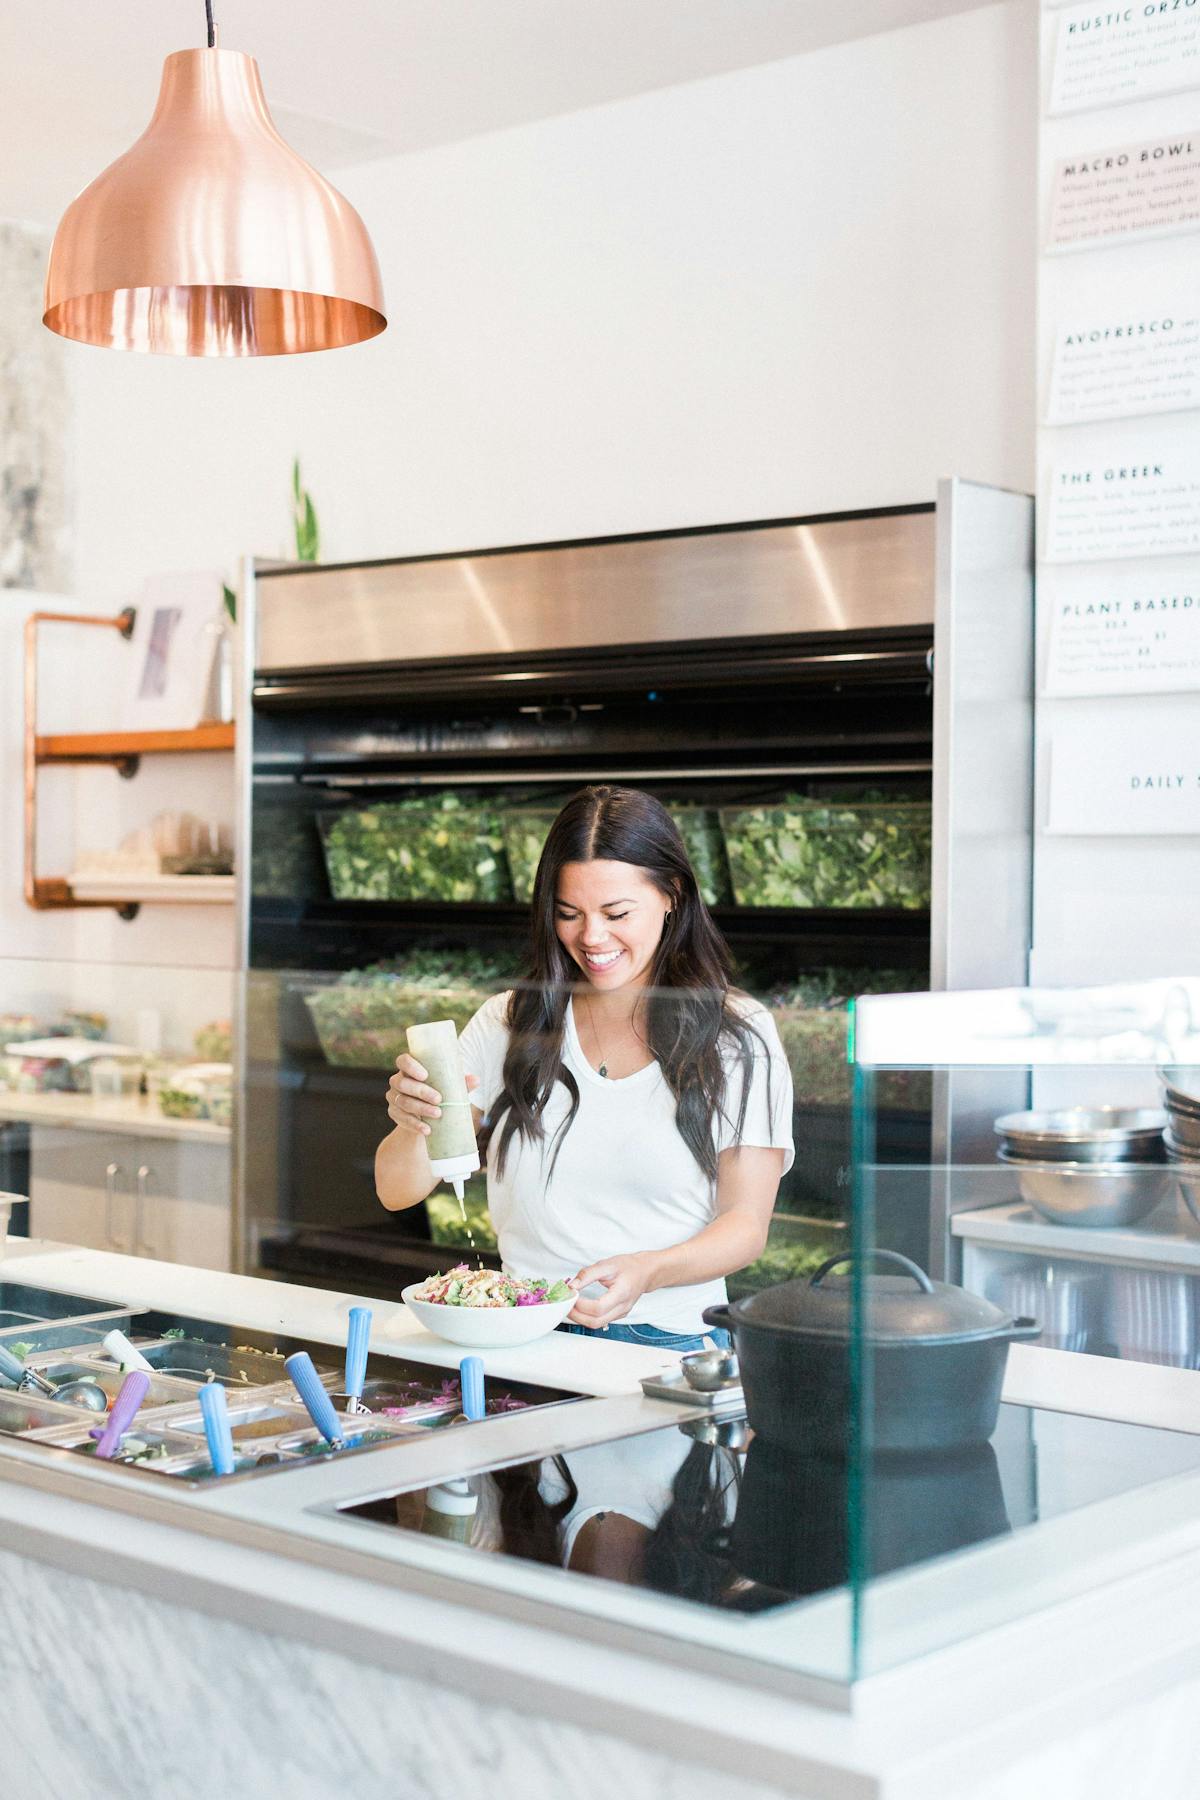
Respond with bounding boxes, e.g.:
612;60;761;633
0;1290;582;1485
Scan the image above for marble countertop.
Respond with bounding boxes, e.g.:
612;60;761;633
0;1090;230;1143
6;1238;1200;1795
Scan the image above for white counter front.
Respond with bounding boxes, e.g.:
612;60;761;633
4;1239;1200;1800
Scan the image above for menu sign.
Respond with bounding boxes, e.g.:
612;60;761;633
1047;129;1200;251
1044;563;1200;694
1046;296;1200;423
1048;707;1200;834
1045;444;1200;561
1050;4;1200;116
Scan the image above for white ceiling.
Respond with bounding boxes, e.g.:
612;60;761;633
0;0;993;228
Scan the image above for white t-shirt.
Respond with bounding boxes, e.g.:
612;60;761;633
459;990;795;1333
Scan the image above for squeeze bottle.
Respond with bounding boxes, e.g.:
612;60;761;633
420;1477;479;1544
405;1018;480;1200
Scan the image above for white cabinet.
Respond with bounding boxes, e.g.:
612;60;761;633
29;1127;231;1271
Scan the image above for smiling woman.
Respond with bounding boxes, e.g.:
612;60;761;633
376;785;794;1346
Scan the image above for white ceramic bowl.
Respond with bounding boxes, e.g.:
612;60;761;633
401;1283;575;1349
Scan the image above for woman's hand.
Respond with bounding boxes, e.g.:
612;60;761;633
568;1252;659;1328
385;1053;479;1137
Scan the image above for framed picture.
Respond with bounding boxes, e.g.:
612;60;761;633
123;571;225;731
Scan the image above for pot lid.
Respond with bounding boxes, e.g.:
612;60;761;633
731;1251;1017;1344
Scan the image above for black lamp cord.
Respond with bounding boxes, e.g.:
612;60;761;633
205;0;216;48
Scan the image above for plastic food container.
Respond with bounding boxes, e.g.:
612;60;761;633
0;1390;99;1435
156;1063;233;1122
989;1261;1103;1354
500;808;559;904
666;805;732;906
318;798;513;903
1108;1267;1197;1368
720;798;933;910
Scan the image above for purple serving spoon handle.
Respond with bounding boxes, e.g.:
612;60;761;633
90;1369;151;1460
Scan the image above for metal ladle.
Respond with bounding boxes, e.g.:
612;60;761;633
0;1342;109;1413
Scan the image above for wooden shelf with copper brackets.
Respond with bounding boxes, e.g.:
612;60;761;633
24;607;235;920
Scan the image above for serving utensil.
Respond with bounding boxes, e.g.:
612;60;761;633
458;1355;485;1422
90;1370;151;1460
0;1341;108;1412
0;1341;55;1396
101;1327;154;1374
285;1350;344;1446
198;1382;235;1477
344;1306;372;1414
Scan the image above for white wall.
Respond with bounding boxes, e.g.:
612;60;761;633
65;4;1036;598
3;5;1035;1044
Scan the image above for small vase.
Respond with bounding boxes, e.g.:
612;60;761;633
199;615;235;724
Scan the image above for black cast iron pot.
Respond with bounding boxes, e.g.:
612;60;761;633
704;1250;1039;1455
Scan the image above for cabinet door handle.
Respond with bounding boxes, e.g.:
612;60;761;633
135;1164;155;1258
104;1163;122;1248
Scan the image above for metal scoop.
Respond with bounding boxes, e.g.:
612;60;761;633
0;1342;108;1412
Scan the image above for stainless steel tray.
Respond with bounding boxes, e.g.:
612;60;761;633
640;1368;745;1409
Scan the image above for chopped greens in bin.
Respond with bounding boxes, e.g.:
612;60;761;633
667;805;732;907
502;801;731;907
501;809;560;905
304;947;522;1070
319;792;514;903
731;1233;842;1296
765;968;930;1113
721;796;932;910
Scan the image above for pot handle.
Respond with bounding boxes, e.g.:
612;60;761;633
809;1249;935;1293
702;1303;733;1330
1009;1316;1042;1340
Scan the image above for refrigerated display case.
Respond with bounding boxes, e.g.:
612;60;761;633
234;482;1033;1290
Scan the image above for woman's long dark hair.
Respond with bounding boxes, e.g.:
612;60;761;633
481;785;765;1181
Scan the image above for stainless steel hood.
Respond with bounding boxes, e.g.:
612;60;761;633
254;507;936;677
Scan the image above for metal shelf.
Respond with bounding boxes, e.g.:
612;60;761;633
249;897;931;968
952;1201;1200;1276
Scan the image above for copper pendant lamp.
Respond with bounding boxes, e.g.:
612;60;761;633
43;3;386;356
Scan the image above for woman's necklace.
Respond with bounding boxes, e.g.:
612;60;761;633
581;994;611;1078
580;993;645;1079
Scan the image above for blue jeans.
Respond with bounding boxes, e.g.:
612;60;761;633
559;1321;732;1354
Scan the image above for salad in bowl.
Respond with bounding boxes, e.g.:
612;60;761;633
402;1264;577;1347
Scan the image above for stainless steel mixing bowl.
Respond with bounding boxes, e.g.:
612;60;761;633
1165;1136;1200;1231
1160;1069;1200;1116
995;1108;1167;1164
1165;1105;1200;1153
680;1346;741;1392
998;1150;1173;1227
